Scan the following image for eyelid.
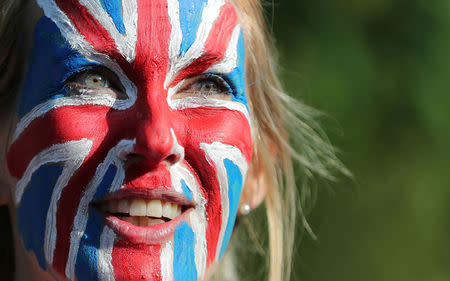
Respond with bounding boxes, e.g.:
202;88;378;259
181;73;233;95
64;66;127;99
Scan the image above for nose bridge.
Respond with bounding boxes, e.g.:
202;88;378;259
134;84;174;165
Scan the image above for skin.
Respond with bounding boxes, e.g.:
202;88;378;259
0;1;266;280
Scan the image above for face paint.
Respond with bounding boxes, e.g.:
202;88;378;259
8;1;251;281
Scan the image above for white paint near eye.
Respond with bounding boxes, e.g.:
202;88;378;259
98;226;116;281
206;25;241;74
11;90;134;144
65;139;133;281
161;241;174;281
170;96;250;122
200;142;248;263
164;0;226;88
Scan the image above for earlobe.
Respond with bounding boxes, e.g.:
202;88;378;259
238;162;267;215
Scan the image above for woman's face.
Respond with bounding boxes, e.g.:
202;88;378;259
7;0;252;280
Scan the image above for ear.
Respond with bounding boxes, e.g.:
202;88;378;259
238;162;267;215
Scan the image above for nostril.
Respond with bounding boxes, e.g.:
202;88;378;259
164;154;179;165
124;153;145;168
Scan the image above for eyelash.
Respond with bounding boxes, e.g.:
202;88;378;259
64;67;126;98
182;74;232;96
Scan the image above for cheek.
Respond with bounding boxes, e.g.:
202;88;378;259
173;107;252;264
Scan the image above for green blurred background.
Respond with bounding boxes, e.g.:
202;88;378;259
268;0;450;280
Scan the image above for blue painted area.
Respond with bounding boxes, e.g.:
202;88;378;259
17;164;63;269
179;0;208;57
99;0;126;34
223;32;247;107
94;164;117;201
219;159;243;259
75;211;102;281
75;164;116;281
173;222;197;281
181;179;193;201
18;17;98;118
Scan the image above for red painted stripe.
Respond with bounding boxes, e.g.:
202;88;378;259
169;2;238;87
54;0;116;55
54;0;131;72
111;241;162;281
7;105;113;179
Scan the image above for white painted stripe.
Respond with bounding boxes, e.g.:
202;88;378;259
37;0;97;59
188;200;207;279
166;0;182;90
200;142;248;262
164;0;226;87
98;226;116;281
65;139;133;280
168;161;207;279
161;241;174;281
206;25;241;75
78;0;137;62
12;53;137;143
170;97;250;122
15;139;93;205
43;140;93;266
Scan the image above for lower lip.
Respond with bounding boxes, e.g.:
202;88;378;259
103;208;193;244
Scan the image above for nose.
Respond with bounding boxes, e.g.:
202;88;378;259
132;104;184;168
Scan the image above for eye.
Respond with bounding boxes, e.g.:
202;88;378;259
65;67;126;99
84;74;108;87
174;74;232;100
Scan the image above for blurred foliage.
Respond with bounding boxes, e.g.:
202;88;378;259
266;0;450;280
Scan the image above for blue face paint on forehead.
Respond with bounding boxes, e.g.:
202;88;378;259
99;0;126;34
18;17;97;118
222;31;246;105
179;0;208;57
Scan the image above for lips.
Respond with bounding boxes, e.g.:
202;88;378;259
93;188;195;244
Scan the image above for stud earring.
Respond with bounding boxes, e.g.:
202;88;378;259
240;204;251;215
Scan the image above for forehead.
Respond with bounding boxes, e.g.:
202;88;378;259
36;0;240;60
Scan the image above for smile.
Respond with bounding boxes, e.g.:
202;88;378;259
96;198;184;227
92;188;196;244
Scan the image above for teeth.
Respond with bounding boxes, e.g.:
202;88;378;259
162;202;181;219
100;198;184;225
117;199;129;213
129;199;146;216
147;200;162;217
123;216;166;227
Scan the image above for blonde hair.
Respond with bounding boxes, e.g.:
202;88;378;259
1;1;348;281
219;1;349;281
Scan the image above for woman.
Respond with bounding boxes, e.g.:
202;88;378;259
0;0;346;280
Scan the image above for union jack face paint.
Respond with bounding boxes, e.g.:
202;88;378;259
7;1;252;280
